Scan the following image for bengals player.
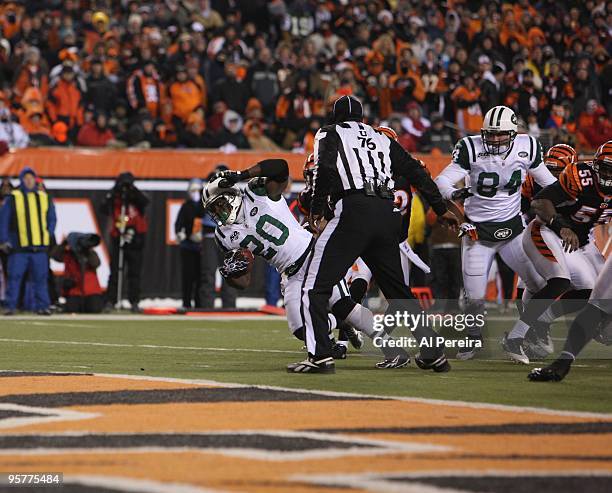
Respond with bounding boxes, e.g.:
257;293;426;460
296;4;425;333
502;141;611;364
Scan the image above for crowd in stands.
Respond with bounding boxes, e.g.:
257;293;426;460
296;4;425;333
0;0;609;154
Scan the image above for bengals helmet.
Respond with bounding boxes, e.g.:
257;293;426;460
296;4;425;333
544;144;577;177
303;153;316;187
376;125;399;141
592;140;612;194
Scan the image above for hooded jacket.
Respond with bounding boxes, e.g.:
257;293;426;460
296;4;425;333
0;167;57;251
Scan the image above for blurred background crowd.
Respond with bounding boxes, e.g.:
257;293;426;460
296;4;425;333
0;0;609;155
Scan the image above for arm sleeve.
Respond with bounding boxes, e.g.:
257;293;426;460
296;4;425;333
529;160;557;187
528;136;544;169
434;162;470;200
390;139;447;215
256;158;289;183
311;126;341;216
0;197;13;243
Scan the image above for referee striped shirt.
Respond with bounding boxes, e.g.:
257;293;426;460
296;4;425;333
311;121;448;216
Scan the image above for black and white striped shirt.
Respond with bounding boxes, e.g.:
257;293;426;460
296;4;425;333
311;121;447;216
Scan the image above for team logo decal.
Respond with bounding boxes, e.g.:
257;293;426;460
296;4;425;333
518;151;528;158
511;113;518;125
494;227;512;239
230;231;239;241
250;207;258;216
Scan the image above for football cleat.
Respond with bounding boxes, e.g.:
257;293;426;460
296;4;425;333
455;336;483;361
346;327;364;350
331;343;348;360
375;354;409;369
286;357;335;374
501;333;529;364
524;335;554;360
528;358;572;382
414;353;451;372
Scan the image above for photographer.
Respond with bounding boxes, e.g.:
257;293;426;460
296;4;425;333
52;233;103;313
102;172;148;312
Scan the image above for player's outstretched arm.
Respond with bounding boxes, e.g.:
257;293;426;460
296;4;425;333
215;159;289;200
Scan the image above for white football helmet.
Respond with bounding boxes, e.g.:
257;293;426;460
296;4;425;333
202;177;244;226
481;105;518;155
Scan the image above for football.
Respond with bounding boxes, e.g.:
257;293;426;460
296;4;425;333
239;248;255;273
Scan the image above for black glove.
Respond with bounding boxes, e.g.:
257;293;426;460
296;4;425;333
219;249;252;279
451;187;473;201
215;170;248;188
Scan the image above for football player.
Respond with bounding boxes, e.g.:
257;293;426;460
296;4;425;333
507;141;611;363
202;158;409;370
505;144;599;362
435;105;555;359
528;254;612;382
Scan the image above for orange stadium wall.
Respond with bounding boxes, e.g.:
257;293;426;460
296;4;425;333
0;148;451;180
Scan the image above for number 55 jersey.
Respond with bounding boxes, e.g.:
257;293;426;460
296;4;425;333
547;161;612;247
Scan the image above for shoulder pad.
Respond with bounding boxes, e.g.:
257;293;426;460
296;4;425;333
558;162;584;199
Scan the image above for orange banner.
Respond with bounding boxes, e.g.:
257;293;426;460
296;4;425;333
0;147;451;180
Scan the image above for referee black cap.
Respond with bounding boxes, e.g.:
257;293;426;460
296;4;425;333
331;95;363;123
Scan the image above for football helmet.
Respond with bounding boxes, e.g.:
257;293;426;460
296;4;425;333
202;176;243;226
303;153;316;187
376;125;399;141
481;105;518;155
544;144;577;177
592;140;612;194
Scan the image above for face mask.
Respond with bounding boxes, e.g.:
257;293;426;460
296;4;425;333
190;191;200;202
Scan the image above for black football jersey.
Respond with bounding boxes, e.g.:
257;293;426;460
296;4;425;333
552;161;612;245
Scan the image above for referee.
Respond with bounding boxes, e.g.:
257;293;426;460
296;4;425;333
289;95;459;374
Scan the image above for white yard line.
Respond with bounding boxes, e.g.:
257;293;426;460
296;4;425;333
0;338;301;355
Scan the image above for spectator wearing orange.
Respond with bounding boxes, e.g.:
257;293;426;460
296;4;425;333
13;46;48;104
243;120;280;151
169;65;203;124
451;75;483;136
76;113;115;147
126;60;165;119
45;62;83;134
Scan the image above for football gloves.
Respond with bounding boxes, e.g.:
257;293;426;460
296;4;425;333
220;249;251;279
451;187;473;201
215;170;247;188
458;222;478;241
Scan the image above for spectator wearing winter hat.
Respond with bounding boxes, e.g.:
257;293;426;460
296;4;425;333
76;112;115;147
401;102;430;149
46;62;84;138
0;99;29;149
84;58;117;116
217;110;249;150
421;113;456;154
169;65;204;127
126;60;165;119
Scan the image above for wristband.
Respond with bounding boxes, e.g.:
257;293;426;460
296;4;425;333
548;215;570;236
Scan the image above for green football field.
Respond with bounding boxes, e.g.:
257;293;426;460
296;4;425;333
1;315;610;413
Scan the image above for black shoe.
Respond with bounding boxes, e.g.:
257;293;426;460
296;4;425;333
375;354;409;369
528;358;572;382
331;343;347;360
130;304;141;314
287;356;335;374
415;353;451;373
36;309;52;316
345;326;364;350
501;332;529;364
3;310;15;316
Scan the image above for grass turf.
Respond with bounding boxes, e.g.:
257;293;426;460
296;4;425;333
0;317;610;413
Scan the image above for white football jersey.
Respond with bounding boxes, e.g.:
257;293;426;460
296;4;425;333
215;179;313;273
448;134;550;223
